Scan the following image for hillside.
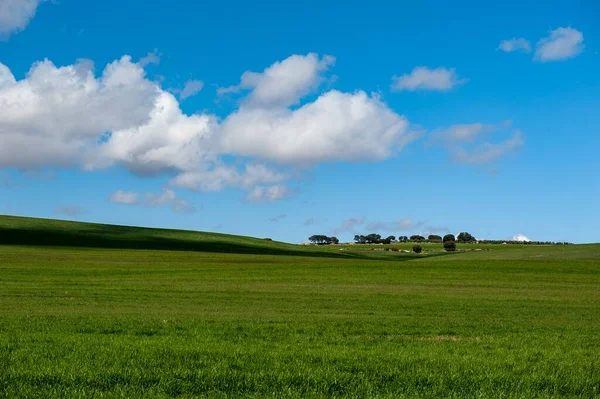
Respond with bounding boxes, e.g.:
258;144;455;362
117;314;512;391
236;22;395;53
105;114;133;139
0;215;314;256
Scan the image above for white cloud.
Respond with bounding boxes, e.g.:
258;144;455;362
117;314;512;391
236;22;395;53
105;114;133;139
332;216;365;235
391;67;466;92
0;0;43;38
109;188;194;213
432;121;523;165
179;79;204;100
245;184;293;203
139;49;161;67
218;53;335;107
535;27;584;62
221;90;412;164
512;233;531;242
451;130;523;164
0;53;417;201
0;56;159;169
498;38;531;53
109;190;139;204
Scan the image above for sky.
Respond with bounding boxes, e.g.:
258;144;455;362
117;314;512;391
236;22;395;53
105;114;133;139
0;0;599;244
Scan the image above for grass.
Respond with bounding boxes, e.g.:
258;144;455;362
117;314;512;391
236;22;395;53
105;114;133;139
0;215;599;398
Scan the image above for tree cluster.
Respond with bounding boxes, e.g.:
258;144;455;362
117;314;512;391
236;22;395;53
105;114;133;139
308;235;339;245
353;234;396;244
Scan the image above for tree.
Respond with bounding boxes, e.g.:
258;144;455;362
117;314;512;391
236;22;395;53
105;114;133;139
428;234;442;241
457;232;476;243
398;236;408;243
354;235;367;244
381;235;396;244
412;245;422;253
309;235;336;245
443;240;456;251
365;233;382;244
443;234;455;243
410;235;425;242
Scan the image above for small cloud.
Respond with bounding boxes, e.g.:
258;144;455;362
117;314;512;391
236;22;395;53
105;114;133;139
498;38;531;53
535;27;584;62
245;184;293;203
144;188;195;213
431;121;523;165
53;205;87;217
139;49;161;67
269;214;286;222
512;233;531;242
109;190;139;204
179;79;204;100
109;188;194;213
332;216;365;235
391;67;466;92
451;130;523;164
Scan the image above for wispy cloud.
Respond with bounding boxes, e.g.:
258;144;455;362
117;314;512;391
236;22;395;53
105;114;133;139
332;216;365;235
269;214;286;222
498;38;531;53
109;188;195;213
391;67;466;92
245;185;294;203
53;205;87;217
139;49;161;66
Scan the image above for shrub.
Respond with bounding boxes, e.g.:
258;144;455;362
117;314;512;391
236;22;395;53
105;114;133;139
443;234;455;242
412;245;422;253
443;240;457;251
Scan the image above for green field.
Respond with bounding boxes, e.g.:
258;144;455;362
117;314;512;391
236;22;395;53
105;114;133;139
1;216;599;398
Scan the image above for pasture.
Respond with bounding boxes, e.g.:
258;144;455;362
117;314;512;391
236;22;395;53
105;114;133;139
0;216;599;398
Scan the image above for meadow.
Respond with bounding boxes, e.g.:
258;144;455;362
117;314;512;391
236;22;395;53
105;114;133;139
0;216;599;398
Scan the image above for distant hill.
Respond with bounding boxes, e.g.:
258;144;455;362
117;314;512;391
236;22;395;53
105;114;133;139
0;215;319;257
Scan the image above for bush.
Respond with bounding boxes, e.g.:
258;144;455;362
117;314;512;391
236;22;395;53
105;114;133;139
443;234;455;242
443;240;456;251
412;245;422;253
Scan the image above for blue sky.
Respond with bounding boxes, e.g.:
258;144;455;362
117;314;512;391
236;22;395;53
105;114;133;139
1;0;598;243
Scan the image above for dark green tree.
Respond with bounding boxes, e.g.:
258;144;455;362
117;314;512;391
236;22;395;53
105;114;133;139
443;241;457;251
443;234;455;242
410;235;425;242
457;232;476;243
428;234;442;241
412;245;422;253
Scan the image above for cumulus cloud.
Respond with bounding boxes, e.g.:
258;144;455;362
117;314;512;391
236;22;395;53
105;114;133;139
391;67;466;92
218;53;335;107
0;56;159;169
53;205;87;217
512;233;531;242
245;184;293;203
0;52;417;201
431;121;523;164
109;188;194;213
498;38;531;53
109;190;138;204
0;0;43;38
221;90;412;164
535;27;584;62
179;79;204;100
332;216;365;235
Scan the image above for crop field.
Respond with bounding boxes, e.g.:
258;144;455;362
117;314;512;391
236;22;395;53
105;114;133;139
0;216;599;398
